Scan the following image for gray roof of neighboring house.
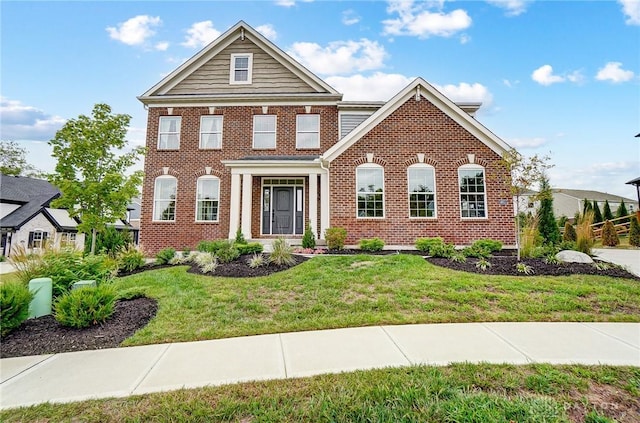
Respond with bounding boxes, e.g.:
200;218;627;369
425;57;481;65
626;176;640;186
551;188;637;204
0;174;61;229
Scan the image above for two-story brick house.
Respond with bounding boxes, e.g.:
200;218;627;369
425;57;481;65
138;21;516;254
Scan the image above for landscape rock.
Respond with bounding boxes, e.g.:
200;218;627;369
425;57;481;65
555;250;594;264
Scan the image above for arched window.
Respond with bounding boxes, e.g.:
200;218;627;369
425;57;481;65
153;176;177;221
195;176;220;222
458;164;486;218
408;164;436;218
356;164;384;218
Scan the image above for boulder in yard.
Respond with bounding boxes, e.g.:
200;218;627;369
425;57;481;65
555;250;594;264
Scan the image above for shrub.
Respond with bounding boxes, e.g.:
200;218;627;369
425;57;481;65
236;242;263;255
475;258;492;271
516;262;534;275
600;220;619;247
415;237;444;253
359;238;384;252
462;245;491;259
117;245;145;272
1;281;34;336
269;238;295;266
325;227;347;250
247;253;265;268
471;239;503;254
234;227;246;244
629;216;640;247
519;218;540;259
416;237;455;258
557;240;577;251
215;241;240;263
576;211;595;254
193;252;218;273
450;253;467;263
54;285;116;329
302;222;316;249
0;255;5;262
156;247;176;265
197;240;229;254
9;245;47;287
86;226;133;257
562;222;577;242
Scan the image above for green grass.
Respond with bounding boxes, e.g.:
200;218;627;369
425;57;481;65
2;364;638;422
111;254;640;346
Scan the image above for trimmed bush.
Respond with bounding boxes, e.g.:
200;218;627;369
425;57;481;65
197;240;229;254
234;227;246;244
601;220;619;247
269;238;295;266
359;238;385;252
562;222;577;242
155;247;176;265
415;237;444;253
471;239;503;253
462;245;491;259
1;281;34;336
236;242;264;255
302;222;316;249
215;241;240;263
117;245;145;272
629;216;640;247
54;285;116;329
325;227;347;250
415;237;455;258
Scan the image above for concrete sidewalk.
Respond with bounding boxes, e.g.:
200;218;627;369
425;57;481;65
593;248;640;277
1;322;639;409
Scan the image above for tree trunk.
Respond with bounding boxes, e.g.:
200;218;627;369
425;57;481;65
90;228;97;255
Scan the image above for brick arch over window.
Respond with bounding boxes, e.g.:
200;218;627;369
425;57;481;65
352;156;388;167
193;168;223;178
149;167;180;178
404;156;438;167
454;156;489;168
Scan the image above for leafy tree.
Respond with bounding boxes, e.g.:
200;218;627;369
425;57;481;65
49;104;144;254
592;200;603;223
629;216;640;247
615;199;629;224
536;175;560;245
603;200;614;221
500;148;553;260
0;140;43;177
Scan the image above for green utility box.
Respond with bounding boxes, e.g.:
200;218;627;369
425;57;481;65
28;277;52;318
72;280;96;290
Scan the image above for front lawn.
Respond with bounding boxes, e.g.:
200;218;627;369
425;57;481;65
114;254;640;346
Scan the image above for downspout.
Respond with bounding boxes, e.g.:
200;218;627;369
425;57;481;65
319;157;330;242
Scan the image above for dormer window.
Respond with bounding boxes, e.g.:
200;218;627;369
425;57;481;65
230;53;253;84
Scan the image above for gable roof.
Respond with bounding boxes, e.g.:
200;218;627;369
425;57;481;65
0;174;60;229
322;78;512;162
138;21;340;104
551;188;636;204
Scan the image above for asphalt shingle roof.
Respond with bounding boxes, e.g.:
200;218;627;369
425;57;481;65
0;174;60;229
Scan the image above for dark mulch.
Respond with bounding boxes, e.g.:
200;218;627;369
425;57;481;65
0;297;158;359
187;254;309;278
426;256;640;280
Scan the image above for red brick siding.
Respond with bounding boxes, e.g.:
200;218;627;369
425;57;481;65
328;97;515;246
140;105;338;255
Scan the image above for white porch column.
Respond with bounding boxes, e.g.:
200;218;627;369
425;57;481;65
320;170;330;240
228;173;241;239
308;174;318;239
241;174;253;239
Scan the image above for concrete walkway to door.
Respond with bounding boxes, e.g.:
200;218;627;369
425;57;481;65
593;248;640;277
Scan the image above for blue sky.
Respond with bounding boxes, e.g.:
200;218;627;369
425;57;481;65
2;0;639;199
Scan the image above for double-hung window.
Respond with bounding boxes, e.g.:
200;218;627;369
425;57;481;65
230;53;253;84
296;115;320;149
253;115;276;149
408;165;436;217
196;176;220;222
200;115;223;149
459;165;486;218
356;164;384;218
60;232;77;248
158;116;181;150
153;176;177;221
28;230;48;250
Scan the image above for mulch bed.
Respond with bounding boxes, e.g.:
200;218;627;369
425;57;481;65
0;297;158;359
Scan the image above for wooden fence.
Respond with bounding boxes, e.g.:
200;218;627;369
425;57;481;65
590;214;636;240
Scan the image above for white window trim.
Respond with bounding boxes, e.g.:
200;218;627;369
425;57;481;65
356;163;385;219
157;116;181;150
199;115;223;149
153;175;177;222
458;164;488;219
296;114;320;149
252;115;277;150
229;53;253;85
407;164;437;219
195;176;221;223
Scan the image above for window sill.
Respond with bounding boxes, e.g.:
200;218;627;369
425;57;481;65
356;217;385;220
195;220;220;224
198;147;222;151
151;220;176;223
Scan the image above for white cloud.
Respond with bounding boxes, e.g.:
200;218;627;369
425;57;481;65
459;33;471;44
288;39;387;75
567;70;585;84
550;160;639;198
531;64;565;85
155;41;169;51
342;9;361;25
619;0;640;25
383;0;472;38
508;137;548;148
0;97;66;141
106;15;162;46
326;73;414;101
275;0;296;6
596;62;635;83
256;24;277;41
126;126;147;147
433;82;493;107
182;21;221;49
486;0;530;16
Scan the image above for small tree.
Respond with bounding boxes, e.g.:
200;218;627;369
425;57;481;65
601;220;619;247
582;199;593;216
629;216;640;247
234;227;246;244
562;222;576;242
536;175;560;245
603;200;614;221
49;104;145;254
0;140;43;177
592;200;603;224
301;221;316;249
616;200;629;224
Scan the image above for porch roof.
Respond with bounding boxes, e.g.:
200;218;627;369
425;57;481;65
222;156;324;174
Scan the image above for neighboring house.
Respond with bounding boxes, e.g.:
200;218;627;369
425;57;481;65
514;189;540;217
0;174;84;256
550;188;638;220
138;21;516;254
